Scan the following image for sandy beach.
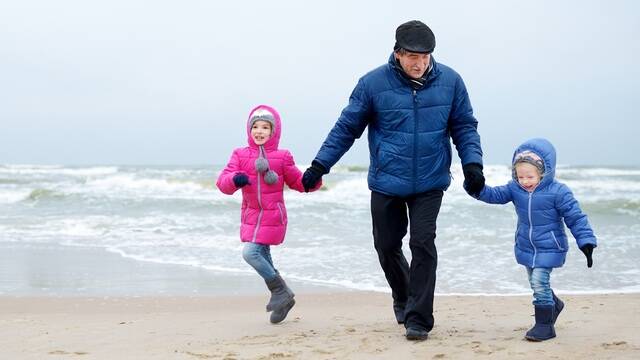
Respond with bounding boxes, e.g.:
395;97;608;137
1;292;638;359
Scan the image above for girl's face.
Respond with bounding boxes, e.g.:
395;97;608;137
515;163;542;192
251;120;272;145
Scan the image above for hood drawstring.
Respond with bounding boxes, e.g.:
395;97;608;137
255;145;278;185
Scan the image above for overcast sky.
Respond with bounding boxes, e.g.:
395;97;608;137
1;0;638;166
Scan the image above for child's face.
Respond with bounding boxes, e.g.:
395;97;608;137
515;163;542;192
251;120;272;145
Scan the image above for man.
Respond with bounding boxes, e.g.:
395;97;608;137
302;20;485;341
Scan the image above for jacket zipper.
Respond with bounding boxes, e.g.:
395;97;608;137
252;150;264;242
412;89;418;194
375;143;381;176
550;231;562;250
527;191;537;266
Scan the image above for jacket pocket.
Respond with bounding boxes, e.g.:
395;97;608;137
276;203;286;225
550;231;563;250
242;206;248;223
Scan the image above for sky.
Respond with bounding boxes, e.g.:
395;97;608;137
1;0;639;166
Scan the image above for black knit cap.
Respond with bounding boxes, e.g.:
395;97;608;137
394;20;435;54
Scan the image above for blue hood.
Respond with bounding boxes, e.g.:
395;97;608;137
512;138;557;188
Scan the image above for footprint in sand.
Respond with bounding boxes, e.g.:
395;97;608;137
48;350;89;356
256;352;295;359
183;350;221;359
601;341;629;350
345;327;356;333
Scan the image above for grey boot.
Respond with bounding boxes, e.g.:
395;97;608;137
265;275;295;312
270;298;295;324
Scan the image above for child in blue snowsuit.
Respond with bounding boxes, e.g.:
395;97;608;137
473;138;597;341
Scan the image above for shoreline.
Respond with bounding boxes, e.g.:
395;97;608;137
1;292;639;359
2;242;638;297
0;242;338;296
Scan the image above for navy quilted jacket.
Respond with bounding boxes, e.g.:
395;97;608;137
477;138;598;268
313;53;483;197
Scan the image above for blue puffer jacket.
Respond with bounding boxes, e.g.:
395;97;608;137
313;53;483;197
477;138;597;268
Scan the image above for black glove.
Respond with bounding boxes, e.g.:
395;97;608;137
232;173;250;188
580;244;594;268
302;161;327;192
463;163;485;197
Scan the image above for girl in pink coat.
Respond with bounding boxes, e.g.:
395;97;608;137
216;105;321;324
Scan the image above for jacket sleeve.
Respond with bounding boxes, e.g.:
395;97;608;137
313;78;371;172
556;184;597;248
216;149;242;195
283;150;321;192
476;184;512;204
448;74;483;167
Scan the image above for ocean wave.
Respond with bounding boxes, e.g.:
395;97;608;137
25;188;66;202
84;175;212;197
0;178;32;185
0;165;119;177
583;198;640;214
330;165;369;173
557;167;640;177
563;179;640;194
0;189;32;204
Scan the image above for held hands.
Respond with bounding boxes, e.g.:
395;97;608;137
580;244;595;268
462;163;485;197
302;161;327;192
232;172;250;188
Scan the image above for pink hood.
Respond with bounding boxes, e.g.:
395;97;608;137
246;104;282;150
216;105;321;245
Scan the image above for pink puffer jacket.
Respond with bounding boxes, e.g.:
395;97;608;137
216;105;321;245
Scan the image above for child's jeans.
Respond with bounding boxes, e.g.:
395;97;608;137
526;267;554;306
242;242;278;281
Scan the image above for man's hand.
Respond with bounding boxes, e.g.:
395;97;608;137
463;163;485;197
302;161;327;192
580;244;594;268
233;173;250;188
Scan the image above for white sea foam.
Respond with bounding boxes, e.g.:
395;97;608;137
557;167;640;177
0;189;32;204
0;165;119;176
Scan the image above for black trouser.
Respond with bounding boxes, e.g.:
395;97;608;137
371;189;443;332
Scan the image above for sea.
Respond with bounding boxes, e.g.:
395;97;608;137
1;163;639;296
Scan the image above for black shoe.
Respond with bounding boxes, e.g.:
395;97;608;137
393;301;406;324
405;327;429;341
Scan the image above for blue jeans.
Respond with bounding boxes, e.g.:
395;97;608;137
526;267;554;306
242;242;278;281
